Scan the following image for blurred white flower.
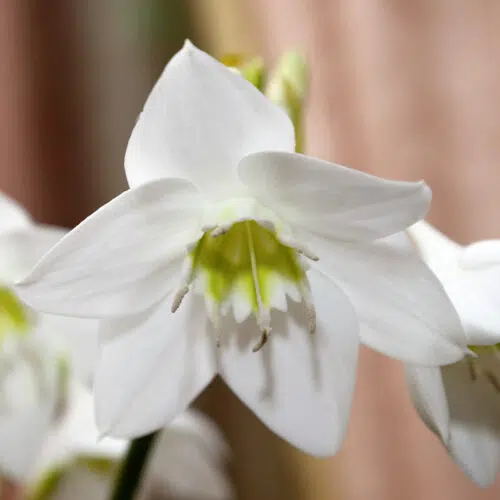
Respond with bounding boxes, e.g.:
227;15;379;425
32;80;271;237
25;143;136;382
16;41;465;456
28;384;232;500
0;192;98;481
406;221;500;487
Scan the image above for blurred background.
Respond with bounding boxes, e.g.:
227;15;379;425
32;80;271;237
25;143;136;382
1;1;499;499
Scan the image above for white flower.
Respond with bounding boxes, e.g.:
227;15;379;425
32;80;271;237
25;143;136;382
30;384;232;500
406;221;500;487
0;192;98;481
16;41;466;456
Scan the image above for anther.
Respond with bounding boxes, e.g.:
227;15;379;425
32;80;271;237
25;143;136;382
211;224;232;238
279;235;319;261
252;328;270;352
171;286;189;313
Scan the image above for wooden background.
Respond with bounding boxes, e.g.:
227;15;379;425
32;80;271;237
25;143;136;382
1;1;499;499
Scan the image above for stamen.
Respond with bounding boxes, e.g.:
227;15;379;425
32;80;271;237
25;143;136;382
279;235;319;261
299;283;316;334
207;304;223;348
211;223;232;238
171;255;195;313
171;285;189;313
245;222;273;352
252;328;270;352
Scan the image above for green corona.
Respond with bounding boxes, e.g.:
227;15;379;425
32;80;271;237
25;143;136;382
171;220;316;352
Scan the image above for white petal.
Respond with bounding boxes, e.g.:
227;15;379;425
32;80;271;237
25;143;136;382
218;270;359;456
311;234;467;365
407;221;462;273
0;225;66;284
0;356;58;480
238;151;431;241
0;402;55;480
16;179;202;318
34;314;99;384
95;293;216;438
454;255;500;345
408;223;500;346
148;411;232;500
0;191;31;234
442;360;500;487
460;239;500;269
440;275;500;346
405;364;449;440
125;41;295;199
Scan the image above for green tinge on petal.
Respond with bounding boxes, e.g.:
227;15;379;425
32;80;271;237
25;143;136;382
27;457;117;500
468;343;500;355
26;465;66;500
0;287;30;344
55;356;70;414
191;221;304;312
75;455;118;476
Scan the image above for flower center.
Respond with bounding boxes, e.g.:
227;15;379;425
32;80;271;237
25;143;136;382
465;344;500;392
171;219;317;351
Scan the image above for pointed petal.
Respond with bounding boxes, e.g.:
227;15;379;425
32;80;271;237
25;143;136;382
0;192;31;234
0;225;66;284
311;234;467;365
16;179;202;318
442;359;500;487
405;364;449;440
238;151;431;241
125;41;295;199
218;270;359;456
95;294;216;438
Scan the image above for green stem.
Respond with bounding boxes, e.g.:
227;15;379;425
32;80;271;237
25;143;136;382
294;112;305;154
109;432;159;500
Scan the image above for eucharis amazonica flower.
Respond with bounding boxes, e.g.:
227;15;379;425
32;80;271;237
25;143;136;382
16;41;466;456
0;192;98;481
406;221;500;487
29;384;232;500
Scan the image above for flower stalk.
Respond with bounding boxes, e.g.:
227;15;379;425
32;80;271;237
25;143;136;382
108;432;159;500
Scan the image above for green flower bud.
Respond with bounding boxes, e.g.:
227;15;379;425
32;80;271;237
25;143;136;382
265;51;308;153
220;54;266;91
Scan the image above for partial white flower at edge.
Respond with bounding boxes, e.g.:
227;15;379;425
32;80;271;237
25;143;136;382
16;41;467;456
0;192;99;482
406;221;500;487
29;383;233;500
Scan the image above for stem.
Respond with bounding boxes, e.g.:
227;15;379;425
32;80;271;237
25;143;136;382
108;432;159;500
